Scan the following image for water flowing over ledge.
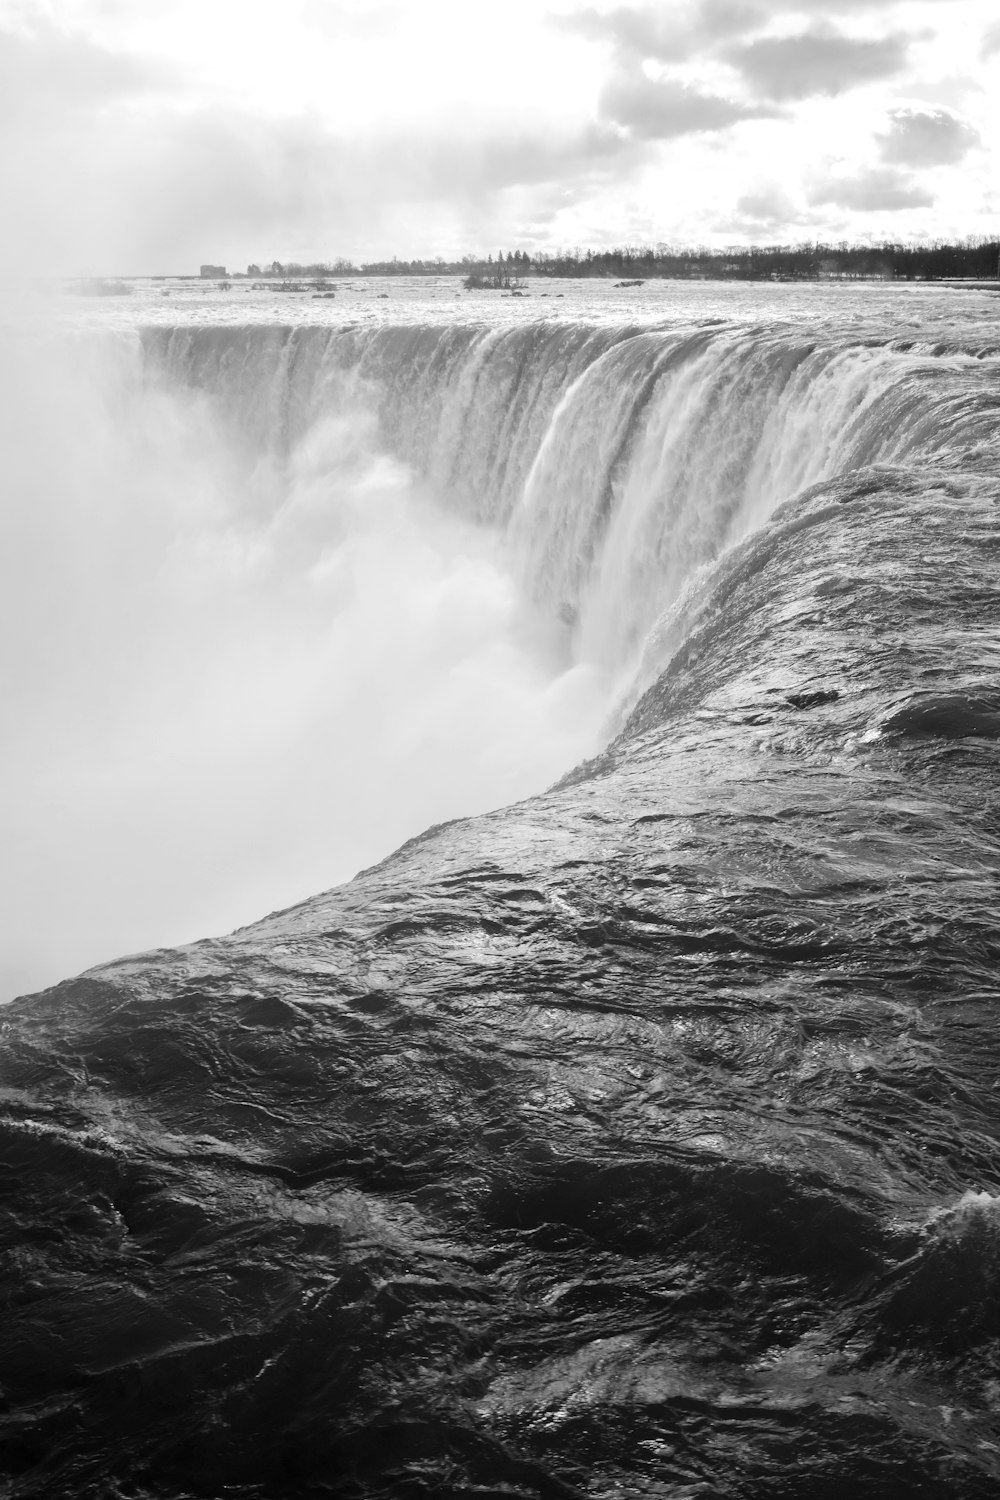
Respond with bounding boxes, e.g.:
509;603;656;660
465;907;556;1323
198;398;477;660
2;314;1000;1496
140;319;1000;686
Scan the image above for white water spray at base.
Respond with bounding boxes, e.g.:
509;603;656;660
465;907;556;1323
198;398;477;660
0;332;606;999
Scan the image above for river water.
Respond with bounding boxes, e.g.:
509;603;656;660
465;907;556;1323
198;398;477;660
1;277;999;1497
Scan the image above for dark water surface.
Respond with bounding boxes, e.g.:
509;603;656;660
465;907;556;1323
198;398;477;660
2;304;1000;1496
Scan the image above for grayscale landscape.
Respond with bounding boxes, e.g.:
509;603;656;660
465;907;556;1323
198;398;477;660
2;4;1000;1497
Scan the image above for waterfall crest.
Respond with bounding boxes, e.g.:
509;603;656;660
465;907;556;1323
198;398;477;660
143;320;999;677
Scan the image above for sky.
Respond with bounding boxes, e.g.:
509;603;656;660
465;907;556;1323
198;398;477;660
0;0;998;273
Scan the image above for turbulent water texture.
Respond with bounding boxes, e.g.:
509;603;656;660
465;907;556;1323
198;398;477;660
140;319;1000;681
3;308;1000;1497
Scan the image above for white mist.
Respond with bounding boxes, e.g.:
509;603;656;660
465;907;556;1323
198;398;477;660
0;324;606;999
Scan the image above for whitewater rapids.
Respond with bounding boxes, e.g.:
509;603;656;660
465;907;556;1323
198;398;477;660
2;285;1000;1496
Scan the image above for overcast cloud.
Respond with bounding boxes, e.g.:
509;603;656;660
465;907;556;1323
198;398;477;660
808;164;935;210
734;185;801;225
0;0;996;270
599;70;777;139
726;27;912;100
0;19;170;124
877;107;980;166
561;0;941;62
980;21;1000;59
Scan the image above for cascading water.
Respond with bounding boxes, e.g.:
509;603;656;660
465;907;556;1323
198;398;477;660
3;313;996;1000
143;318;1000;680
4;289;1000;1499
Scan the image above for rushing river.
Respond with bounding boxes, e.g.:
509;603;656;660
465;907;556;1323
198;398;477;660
1;279;999;1497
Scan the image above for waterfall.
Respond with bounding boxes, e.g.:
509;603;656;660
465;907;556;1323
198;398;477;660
142;321;1000;677
3;314;995;996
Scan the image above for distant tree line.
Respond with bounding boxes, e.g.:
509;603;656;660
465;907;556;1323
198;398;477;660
245;252;532;281
242;238;1000;283
461;251;530;289
527;238;1000;281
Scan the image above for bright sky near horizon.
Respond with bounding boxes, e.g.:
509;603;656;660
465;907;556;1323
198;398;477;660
1;0;998;272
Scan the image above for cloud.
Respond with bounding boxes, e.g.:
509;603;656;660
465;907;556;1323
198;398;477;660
375;121;632;200
598;69;776;139
0;80;637;274
981;22;1000;59
299;0;400;36
877;108;979;167
0;12;649;273
734;185;799;226
1;2;987;270
559;2;936;64
560;2;766;63
0;18;171;125
900;74;985;109
564;9;922;119
728;27;911;100
807;165;933;211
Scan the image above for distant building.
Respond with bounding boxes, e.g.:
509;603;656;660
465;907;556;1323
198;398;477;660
200;264;227;278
